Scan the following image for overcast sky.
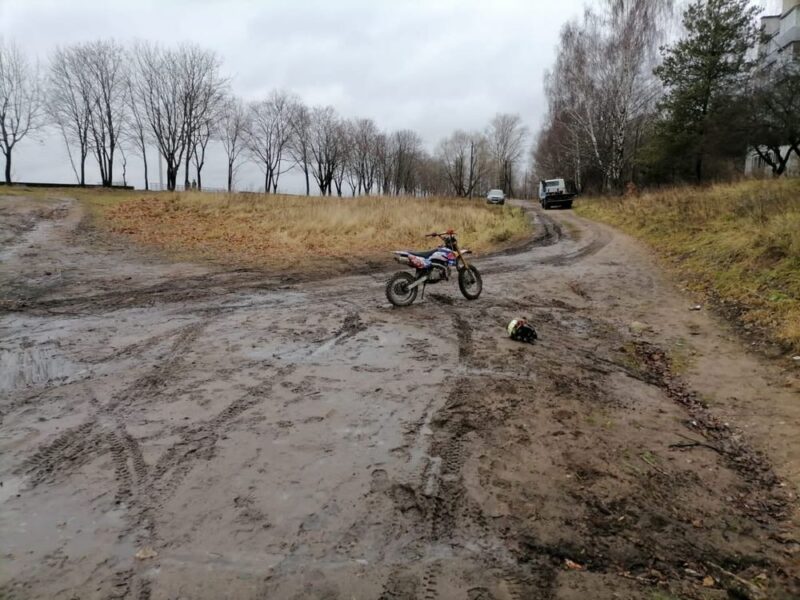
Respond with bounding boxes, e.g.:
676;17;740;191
0;0;779;192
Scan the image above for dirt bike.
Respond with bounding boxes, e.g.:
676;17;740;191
385;230;483;306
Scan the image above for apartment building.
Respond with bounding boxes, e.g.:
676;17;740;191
745;0;800;176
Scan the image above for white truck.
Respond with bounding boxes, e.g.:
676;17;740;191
538;178;577;210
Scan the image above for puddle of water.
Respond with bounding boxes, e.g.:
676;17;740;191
0;346;84;392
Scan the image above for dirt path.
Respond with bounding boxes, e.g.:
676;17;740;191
1;195;798;600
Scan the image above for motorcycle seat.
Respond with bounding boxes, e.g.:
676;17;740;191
407;249;438;259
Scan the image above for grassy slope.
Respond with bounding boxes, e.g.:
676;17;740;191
74;189;531;269
575;179;800;352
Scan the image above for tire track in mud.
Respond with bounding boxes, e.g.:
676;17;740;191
0;270;278;315
377;568;421;600
15;321;206;489
12;320;208;600
110;365;297;599
374;298;553;599
334;311;367;345
421;561;442;599
15;419;100;485
86;327;192;365
483;201;563;260
362;298;473;598
108;428;135;505
489;208;610;275
120;427;148;484
146;364;296;506
10;301;340;598
538;228;610;267
408;381;554;599
452;313;472;363
105;320;206;414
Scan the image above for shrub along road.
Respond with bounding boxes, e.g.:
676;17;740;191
1;194;798;599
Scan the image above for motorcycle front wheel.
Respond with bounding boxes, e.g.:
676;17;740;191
458;266;482;300
386;271;418;306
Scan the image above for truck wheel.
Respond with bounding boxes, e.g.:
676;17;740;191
565;201;573;209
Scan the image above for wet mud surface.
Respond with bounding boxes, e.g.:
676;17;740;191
1;195;799;599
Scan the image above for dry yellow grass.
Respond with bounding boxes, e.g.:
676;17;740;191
576;179;800;351
90;191;530;269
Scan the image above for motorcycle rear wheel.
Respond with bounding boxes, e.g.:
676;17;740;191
386;271;418;306
458;266;482;300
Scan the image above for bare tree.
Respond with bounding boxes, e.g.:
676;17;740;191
416;154;448;196
82;40;128;186
375;132;393;195
219;95;247;192
119;143;128;187
342;119;364;196
392;129;422;195
191;119;212;190
542;0;673;192
332;120;350;197
131;43;224;192
350;118;380;194
487;113;527;195
533;110;581;186
308;105;343;196
288;100;312;195
48;46;92;185
246;90;297;193
130;43;183;191
0;39;42;184
437;130;489;197
179;44;226;189
125;71;150;190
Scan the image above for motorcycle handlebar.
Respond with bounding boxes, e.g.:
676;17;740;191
425;230;456;238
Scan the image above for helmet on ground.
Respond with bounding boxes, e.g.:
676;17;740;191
507;318;537;343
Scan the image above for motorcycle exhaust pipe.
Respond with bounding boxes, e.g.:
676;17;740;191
405;275;429;290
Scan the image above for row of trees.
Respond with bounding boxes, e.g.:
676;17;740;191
534;0;800;192
0;38;529;196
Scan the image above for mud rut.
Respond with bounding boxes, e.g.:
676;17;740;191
0;198;798;600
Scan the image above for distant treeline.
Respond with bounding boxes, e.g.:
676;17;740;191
0;39;531;197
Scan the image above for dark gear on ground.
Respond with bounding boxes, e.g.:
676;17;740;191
507;318;537;343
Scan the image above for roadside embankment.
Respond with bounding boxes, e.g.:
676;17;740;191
83;190;532;272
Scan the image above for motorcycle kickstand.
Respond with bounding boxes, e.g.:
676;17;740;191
421;282;427;300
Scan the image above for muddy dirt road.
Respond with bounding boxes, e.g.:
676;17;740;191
1;195;799;599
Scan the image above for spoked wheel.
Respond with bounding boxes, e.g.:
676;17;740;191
458;265;482;300
386;272;418;306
